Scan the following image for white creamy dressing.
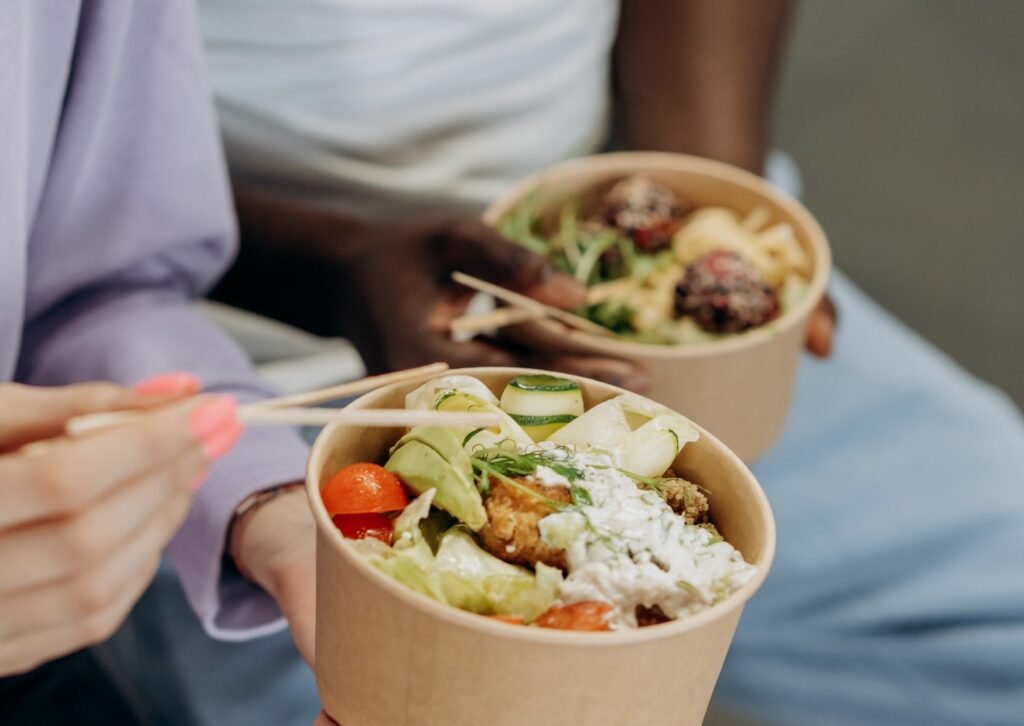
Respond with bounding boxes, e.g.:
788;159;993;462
529;445;755;629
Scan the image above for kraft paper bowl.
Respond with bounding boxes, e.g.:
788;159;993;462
306;366;776;726
483;152;831;462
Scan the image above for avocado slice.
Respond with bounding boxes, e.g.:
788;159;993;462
385;440;487;531
391;425;473;473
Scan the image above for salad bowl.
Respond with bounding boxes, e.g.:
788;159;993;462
306;367;776;726
484;152;831;461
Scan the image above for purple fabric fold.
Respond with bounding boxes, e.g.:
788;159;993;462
3;1;310;637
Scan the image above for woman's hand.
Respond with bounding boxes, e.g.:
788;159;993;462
0;378;241;676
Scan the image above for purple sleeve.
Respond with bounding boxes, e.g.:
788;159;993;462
16;2;309;638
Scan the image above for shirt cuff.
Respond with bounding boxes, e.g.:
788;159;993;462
166;419;309;640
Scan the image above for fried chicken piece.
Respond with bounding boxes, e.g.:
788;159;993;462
479;478;571;571
643;477;709;524
635;604;672;627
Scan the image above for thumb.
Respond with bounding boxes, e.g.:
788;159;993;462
443;219;587;310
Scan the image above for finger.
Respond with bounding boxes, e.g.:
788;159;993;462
0;474;191;639
443;220;587;309
313;713;338;726
0;395;238;528
0;441;206;591
0;547;162;677
0;375;199;453
805;295;837;358
424;336;519;370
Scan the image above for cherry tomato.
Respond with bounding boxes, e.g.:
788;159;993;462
332;512;393;544
487;614;525;626
535;602;613;631
321;462;408;515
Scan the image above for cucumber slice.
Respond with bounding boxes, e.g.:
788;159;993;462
546;397;632;448
499;375;584;441
618;415;700;478
508;413;579;442
435;391;532;447
507;374;581;393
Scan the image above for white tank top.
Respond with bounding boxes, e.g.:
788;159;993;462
199;0;620;221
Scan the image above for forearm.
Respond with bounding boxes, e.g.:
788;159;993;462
211;185;373;338
614;0;792;173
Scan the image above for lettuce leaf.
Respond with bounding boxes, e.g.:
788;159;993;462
350;491;561;621
434;529;562;621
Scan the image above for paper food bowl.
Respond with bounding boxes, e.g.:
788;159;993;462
306;366;776;726
483;152;831;462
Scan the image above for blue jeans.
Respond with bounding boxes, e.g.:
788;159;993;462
711;271;1024;724
85;271;1022;725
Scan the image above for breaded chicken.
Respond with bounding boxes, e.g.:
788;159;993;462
635;604;671;627
479;478;571;571
643;476;709;524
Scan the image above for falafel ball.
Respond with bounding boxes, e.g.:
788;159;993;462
643;477;710;524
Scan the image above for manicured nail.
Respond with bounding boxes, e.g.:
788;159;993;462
200;420;243;461
189;395;238;442
136;372;201;397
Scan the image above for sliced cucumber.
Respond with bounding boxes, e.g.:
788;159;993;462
507;374;581;393
435;391;532;448
618;415;700;478
499;375;584;441
508;413;579;442
546;397;633;448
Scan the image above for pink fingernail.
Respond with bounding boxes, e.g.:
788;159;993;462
189;395;238;442
201;420;243;461
136;372;201;397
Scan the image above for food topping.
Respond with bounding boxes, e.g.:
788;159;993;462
499;174;810;344
499;374;584;442
479;477;571;571
601;176;687;254
535;601;614;631
674;250;780;333
325;376;757;631
641;475;710;524
386;426;487;531
332;512;394;544
321;463;408;515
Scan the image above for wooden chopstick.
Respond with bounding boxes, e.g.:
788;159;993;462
63;362;463;437
451;271;612;337
448;306;544;336
239;408;502;428
65;406;503;437
252;362;449;410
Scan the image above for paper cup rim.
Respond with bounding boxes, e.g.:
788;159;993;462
481;151;832;359
306;366;777;647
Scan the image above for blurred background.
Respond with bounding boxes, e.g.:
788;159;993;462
775;0;1023;406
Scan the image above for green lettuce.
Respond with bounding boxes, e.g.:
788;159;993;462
352;490;561;621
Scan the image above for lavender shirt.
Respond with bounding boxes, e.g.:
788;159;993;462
0;1;309;638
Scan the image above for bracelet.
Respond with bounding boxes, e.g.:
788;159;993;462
228;481;305;581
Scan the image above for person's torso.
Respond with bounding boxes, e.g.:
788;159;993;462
0;3;79;378
200;0;619;220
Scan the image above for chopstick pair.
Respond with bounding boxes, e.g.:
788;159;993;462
63;362;503;437
449;271;612;338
